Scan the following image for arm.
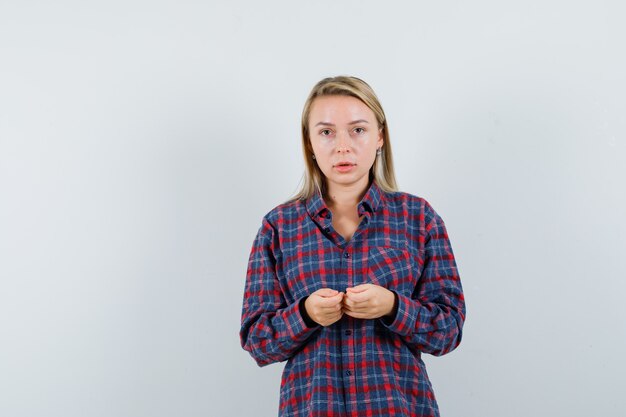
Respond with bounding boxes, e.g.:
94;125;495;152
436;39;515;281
380;208;466;356
239;218;319;367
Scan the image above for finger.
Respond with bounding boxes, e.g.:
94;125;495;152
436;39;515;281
330;292;345;302
315;303;339;312
345;291;369;303
346;284;371;293
316;288;339;297
329;302;344;311
317;306;342;316
342;303;369;313
342;296;366;308
317;296;343;308
323;292;344;305
342;309;370;319
322;309;342;322
327;309;343;320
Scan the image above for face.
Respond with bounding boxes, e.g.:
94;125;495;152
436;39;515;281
308;95;383;194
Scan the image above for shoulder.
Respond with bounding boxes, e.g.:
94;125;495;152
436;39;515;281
255;198;307;234
250;198;308;250
381;189;442;225
264;197;306;223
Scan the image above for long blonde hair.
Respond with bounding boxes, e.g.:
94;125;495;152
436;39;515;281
288;76;398;202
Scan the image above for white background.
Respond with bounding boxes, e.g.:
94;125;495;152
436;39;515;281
1;1;625;416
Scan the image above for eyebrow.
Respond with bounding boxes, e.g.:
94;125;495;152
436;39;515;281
314;119;370;127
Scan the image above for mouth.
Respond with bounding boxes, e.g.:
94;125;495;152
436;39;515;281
333;162;356;172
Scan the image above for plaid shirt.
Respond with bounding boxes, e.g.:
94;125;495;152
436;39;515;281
240;180;465;417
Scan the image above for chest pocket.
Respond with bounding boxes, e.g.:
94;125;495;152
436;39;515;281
367;246;414;295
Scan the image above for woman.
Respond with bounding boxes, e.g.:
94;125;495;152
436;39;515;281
240;76;466;417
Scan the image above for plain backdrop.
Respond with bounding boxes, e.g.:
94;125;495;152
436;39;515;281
1;1;625;416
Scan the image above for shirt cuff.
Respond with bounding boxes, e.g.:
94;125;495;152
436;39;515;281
379;291;418;337
298;296;318;328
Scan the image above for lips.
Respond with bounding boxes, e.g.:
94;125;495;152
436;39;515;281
334;161;355;167
334;162;356;173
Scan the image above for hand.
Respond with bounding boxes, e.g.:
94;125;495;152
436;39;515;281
342;284;395;320
304;288;345;327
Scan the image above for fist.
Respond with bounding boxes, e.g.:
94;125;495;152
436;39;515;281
304;288;344;327
342;284;396;320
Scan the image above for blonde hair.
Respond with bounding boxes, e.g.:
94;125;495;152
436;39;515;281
288;75;398;202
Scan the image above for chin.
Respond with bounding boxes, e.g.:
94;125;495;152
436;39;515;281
329;173;369;186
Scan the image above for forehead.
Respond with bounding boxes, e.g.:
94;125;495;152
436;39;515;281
309;95;375;123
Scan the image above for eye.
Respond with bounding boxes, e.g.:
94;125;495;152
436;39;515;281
353;127;365;134
320;129;333;136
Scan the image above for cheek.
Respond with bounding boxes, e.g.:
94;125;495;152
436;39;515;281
314;140;334;150
356;139;377;156
362;153;376;169
311;141;335;161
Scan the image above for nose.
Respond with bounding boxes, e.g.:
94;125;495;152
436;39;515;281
336;130;350;152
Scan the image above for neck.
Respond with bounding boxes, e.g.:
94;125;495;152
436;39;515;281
325;177;370;209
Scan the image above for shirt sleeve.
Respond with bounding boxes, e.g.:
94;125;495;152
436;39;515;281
380;205;466;356
239;217;320;367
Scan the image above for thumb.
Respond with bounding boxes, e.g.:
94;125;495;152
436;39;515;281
347;283;370;293
316;288;339;297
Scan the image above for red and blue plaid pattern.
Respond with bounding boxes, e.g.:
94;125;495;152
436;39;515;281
240;180;466;417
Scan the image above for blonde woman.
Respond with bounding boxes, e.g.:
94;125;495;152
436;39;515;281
240;76;466;417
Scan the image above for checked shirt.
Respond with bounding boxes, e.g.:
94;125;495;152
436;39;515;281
240;180;466;417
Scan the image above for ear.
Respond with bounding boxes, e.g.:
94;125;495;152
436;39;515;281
377;127;384;149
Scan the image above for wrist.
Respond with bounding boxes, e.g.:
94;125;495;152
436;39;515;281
383;290;398;319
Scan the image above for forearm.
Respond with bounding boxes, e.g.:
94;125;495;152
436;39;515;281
240;297;319;366
380;289;465;356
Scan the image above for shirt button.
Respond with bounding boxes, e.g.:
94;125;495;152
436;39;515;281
346;370;352;376
344;252;350;258
345;330;352;336
324;227;330;233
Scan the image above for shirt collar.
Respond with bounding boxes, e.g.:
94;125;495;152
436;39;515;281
305;180;384;219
